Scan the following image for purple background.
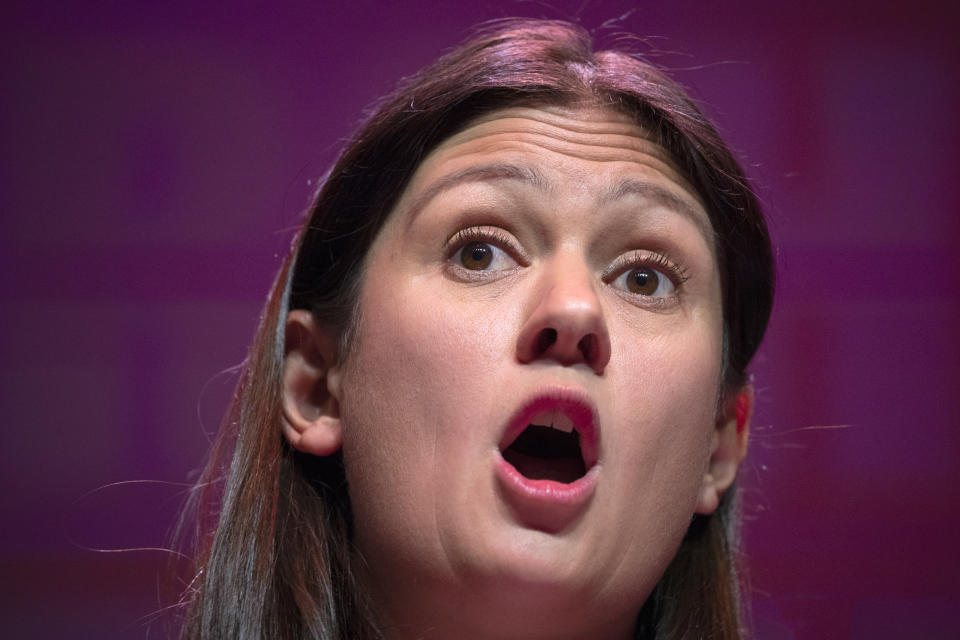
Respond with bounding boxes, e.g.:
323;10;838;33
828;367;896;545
2;1;958;637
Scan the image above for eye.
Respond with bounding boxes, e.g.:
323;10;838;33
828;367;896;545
604;250;687;301
612;266;675;297
447;228;521;274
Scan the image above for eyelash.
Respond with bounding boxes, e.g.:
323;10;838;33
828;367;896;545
602;250;689;288
448;227;520;257
445;226;689;295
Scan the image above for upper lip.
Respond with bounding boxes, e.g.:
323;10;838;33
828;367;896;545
498;385;601;470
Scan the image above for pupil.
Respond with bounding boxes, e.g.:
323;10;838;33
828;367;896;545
462;242;492;269
630;267;658;295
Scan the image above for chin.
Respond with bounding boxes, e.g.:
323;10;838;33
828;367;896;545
442;513;649;616
435;538;650;640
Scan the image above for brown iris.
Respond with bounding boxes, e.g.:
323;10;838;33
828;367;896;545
627;267;659;295
460;241;493;270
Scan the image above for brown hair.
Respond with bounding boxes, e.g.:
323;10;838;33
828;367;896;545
178;19;774;639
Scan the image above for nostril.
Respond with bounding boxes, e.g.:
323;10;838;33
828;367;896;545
577;334;595;362
536;328;557;355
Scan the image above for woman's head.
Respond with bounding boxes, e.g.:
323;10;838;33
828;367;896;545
183;19;773;640
289;20;772;390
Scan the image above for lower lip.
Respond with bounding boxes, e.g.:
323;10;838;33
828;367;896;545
495;455;598;531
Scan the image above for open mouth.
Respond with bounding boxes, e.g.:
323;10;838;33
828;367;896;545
501;408;592;484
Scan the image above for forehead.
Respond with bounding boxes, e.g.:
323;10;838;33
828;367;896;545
392;104;712;244
433;104;684;171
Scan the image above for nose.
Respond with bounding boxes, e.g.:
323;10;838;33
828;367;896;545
515;254;611;375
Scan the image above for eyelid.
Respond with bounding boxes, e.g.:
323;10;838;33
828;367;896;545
601;250;689;288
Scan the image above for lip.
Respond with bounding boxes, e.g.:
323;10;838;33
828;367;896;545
495;386;601;532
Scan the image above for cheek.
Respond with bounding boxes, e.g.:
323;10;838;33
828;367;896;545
593;324;722;592
344;276;507;412
335;270;511;543
608;319;722;511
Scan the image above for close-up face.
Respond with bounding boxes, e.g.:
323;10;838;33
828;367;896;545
334;104;729;636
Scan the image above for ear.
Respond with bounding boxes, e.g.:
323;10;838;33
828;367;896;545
281;309;343;456
695;385;752;515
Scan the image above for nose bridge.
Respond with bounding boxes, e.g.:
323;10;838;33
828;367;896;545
516;249;612;374
541;251;599;316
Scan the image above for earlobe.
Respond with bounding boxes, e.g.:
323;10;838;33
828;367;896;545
281;310;343;457
695;386;752;515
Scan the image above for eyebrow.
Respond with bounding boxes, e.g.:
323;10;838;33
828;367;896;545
405;162;713;246
603;178;714;245
404;163;549;222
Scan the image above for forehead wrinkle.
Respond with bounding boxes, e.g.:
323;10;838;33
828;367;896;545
452;124;672;165
603;179;715;252
402;162;548;227
463;108;648;139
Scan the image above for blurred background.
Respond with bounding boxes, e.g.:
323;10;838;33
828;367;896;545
2;1;958;637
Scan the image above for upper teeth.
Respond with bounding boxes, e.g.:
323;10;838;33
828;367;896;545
529;409;575;433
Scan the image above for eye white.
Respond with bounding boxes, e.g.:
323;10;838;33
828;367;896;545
453;241;516;271
610;266;676;297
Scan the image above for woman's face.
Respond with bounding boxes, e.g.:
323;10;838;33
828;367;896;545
335;105;726;637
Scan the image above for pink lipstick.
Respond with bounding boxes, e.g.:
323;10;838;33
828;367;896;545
495;386;600;532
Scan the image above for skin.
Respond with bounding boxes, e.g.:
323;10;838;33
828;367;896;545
282;104;747;639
